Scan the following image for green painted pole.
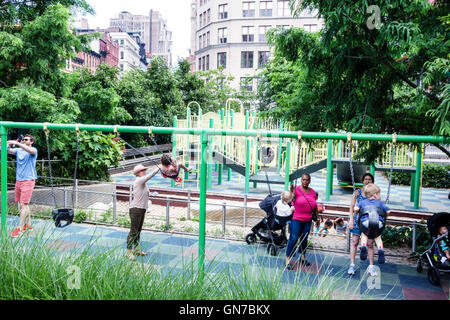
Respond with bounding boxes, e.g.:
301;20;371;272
410;173;416;203
172;116;177;187
278;120;283;173
326;139;333;201
1;125;8;242
370;162;375;176
245;110;250;194
218;109;224;185
199;108;202;121
253;111;258;189
207;118;214;190
284;139;291;190
185;107;191;180
227;109;234;181
198;130;208;280
414;143;423;209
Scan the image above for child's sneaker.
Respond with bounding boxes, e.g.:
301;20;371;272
367;265;377;277
347;264;356;275
11;227;21;238
23;224;33;231
360;245;368;261
378;249;385;264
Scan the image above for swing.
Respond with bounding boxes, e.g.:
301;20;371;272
45;123;80;228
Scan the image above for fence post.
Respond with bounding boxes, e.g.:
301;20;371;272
63;186;67;208
113;186;117;224
412;223;416;254
187;190;191;220
166;197;170;229
129;185;133;207
243;195;247;228
75;179;79;209
222;202;226;236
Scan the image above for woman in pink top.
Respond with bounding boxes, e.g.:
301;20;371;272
285;174;318;269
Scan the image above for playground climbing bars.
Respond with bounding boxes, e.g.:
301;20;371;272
1;121;449;280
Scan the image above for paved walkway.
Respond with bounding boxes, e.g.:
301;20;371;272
112;169;450;212
7;216;449;300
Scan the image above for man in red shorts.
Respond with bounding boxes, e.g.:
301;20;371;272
6;135;38;237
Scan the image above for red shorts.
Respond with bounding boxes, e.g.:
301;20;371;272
15;180;35;204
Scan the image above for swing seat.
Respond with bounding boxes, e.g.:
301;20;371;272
358;205;386;239
52;208;74;228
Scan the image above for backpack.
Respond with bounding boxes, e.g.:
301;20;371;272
259;194;281;216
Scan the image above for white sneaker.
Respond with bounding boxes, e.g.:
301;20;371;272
367;265;377;277
347;264;356;275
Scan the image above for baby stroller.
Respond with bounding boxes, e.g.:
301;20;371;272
245;194;292;256
416;211;450;286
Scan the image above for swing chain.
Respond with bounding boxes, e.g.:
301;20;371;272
72;127;81;209
386;133;397;204
44;127;56;208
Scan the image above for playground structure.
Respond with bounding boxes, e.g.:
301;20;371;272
173;100;423;206
1;120;448;279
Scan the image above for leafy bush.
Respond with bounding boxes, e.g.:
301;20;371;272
74;210;88;223
382;223;431;256
390;163;450;188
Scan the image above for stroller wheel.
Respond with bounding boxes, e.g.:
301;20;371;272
245;233;257;245
416;259;423;273
267;243;278;256
427;267;440;286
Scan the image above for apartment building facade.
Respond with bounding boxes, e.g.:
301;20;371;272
191;0;323;90
109;32;146;74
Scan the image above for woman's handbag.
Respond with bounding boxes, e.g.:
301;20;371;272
297;186;318;222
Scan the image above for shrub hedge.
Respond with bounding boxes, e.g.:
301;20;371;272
390;163;450;188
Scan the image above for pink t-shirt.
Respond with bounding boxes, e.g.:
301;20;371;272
293;186;317;222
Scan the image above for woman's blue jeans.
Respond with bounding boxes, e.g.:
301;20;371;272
286;219;312;259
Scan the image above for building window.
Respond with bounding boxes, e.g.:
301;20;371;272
218;4;228;19
203;33;206;48
120;51;124;59
119;64;124;71
207;9;211;23
259;25;271;42
258;51;270;68
260;1;273;16
199;13;202;27
277;0;290;16
242;2;255;17
120;39;124;45
207;31;210;46
206;55;209;70
198;58;202;71
218;28;227;44
217;52;226;69
240;77;253;91
241;51;254;68
202;56;206;71
199;35;202;49
276;25;290;31
203;11;207;26
242;26;254;42
304;24;318;32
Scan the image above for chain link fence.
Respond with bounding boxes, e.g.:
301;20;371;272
5;177;425;258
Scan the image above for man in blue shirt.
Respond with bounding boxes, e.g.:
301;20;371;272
5;135;37;237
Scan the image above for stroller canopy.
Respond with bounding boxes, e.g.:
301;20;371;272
427;212;450;238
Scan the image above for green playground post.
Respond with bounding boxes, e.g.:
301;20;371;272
253;111;258;189
199;107;202;121
245;110;250;193
227;109;234;181
278;120;283;173
218;109;224;185
326;139;333;201
284;139;291;190
185;107;191;180
369;162;375;176
172;116;177;188
414;143;423;209
198;130;208;280
0;125;7;242
410;173;416;203
207;118;214;190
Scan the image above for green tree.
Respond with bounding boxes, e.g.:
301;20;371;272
258;0;449;160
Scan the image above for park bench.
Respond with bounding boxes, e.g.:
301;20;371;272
109;144;172;174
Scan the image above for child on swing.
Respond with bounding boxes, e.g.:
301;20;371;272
160;154;192;183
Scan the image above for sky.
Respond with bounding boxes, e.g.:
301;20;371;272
77;0;192;61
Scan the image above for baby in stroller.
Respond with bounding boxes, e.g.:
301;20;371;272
417;211;450;286
245;191;294;256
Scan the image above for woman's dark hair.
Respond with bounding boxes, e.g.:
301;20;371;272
301;173;311;180
361;173;374;183
161;154;172;166
334;217;344;229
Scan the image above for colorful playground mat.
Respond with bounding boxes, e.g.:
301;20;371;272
8;216;449;300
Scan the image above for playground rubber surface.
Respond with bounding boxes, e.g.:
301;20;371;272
8;216;449;300
112;169;450;213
